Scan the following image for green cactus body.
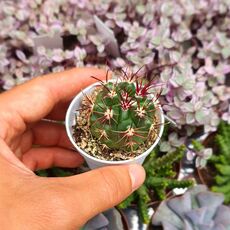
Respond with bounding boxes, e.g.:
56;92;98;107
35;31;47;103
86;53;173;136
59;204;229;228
89;81;156;151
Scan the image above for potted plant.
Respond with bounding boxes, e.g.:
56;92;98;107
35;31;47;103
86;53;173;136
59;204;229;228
65;69;165;169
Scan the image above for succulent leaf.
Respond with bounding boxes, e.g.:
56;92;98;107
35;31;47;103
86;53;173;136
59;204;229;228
152;185;230;230
184;207;207;226
152;201;183;229
214;205;230;227
162;221;179;230
167;192;192;219
196;191;224;208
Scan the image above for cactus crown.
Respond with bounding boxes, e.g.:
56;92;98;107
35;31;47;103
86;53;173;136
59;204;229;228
89;70;162;152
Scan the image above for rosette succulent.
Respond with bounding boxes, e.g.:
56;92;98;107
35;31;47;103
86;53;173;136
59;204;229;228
152;185;230;229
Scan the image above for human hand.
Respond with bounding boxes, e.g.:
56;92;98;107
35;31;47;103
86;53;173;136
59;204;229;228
0;68;145;230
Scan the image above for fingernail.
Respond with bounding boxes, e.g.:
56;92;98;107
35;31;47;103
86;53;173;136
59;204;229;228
128;164;146;191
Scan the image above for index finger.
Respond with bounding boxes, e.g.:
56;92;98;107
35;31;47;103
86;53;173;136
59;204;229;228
0;67;108;139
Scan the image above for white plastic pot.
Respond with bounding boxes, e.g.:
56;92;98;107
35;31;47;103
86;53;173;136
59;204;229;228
65;82;165;169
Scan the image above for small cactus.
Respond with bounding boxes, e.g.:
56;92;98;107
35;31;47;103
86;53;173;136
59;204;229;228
152;185;230;229
89;71;162;152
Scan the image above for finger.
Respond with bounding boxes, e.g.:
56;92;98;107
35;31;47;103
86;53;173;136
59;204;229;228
0;68;108;141
60;164;145;224
31;121;73;149
22;147;83;171
45;100;71;120
14;121;73;158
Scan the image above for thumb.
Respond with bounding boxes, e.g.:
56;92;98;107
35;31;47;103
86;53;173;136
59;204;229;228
63;164;145;225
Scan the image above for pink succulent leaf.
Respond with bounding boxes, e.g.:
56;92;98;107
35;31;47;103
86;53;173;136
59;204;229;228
177;88;192;101
201;148;213;160
210;114;220;127
186;150;196;161
221;47;230;59
174;97;182;107
195;109;208;124
15;50;27;63
222;64;230;74
52;55;63;63
195;82;206;97
163;105;173;112
222;112;230;124
169;134;185;147
182;103;194;113
151;36;161;46
169;79;179;88
167;109;183;120
194;101;203;111
183;78;195;91
74;47;86;60
169;51;181;62
196;157;207;168
186;113;195;124
162;38;175;49
64;50;74;59
174;74;185;86
112;57;126;68
216;32;228;47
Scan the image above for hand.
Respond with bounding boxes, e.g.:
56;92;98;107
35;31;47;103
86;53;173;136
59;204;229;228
0;68;145;230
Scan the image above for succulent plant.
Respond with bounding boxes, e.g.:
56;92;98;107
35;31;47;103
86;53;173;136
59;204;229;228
186;140;213;168
152;185;230;229
118;145;194;223
208;121;230;203
89;71;162;152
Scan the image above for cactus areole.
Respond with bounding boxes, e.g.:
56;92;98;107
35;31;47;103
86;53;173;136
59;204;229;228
73;71;163;160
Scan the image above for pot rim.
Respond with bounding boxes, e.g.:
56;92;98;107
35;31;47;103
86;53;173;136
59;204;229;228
65;81;165;165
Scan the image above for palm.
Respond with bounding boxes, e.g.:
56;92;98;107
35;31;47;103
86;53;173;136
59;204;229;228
0;68;143;230
0;68;104;171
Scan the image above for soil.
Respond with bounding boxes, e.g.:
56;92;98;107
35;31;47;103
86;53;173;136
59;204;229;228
72;87;159;161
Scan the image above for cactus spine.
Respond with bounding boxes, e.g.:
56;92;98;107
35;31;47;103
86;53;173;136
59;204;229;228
89;74;162;152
